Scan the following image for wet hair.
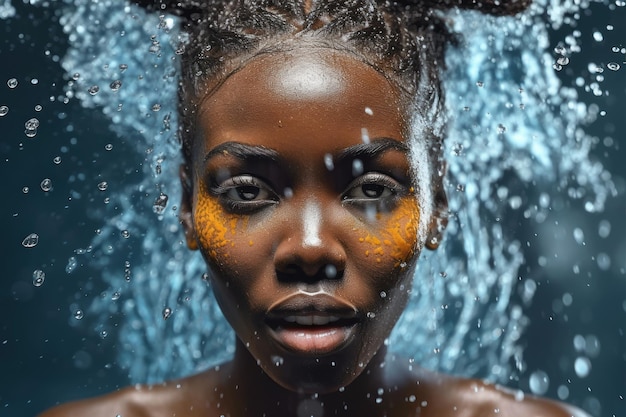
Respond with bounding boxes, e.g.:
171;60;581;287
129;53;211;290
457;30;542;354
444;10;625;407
135;0;529;179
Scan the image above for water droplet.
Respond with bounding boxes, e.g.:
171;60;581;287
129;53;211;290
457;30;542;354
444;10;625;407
476;81;484;87
364;106;373;115
40;178;52;192
152;193;169;214
497;124;506;134
162;307;172;320
34;104;42;112
0;105;8;116
352;159;364;176
22;186;29;194
379;291;387;298
202;272;210;282
529;370;549;395
111;291;121;301
109;80;122;91
32;270;45;287
97;181;108;191
324;264;337;278
271;355;284;366
324;153;334;171
556;56;570;66
574;357;591;378
100;330;108;339
88;85;100;95
119;64;128;72
65;256;77;273
72;73;80;80
74;309;84;320
22;233;39;248
53;156;61;164
366;312;376;318
607;62;620;71
25;117;40;131
7;78;18;88
121;230;130;239
151;103;161;112
592;31;603;42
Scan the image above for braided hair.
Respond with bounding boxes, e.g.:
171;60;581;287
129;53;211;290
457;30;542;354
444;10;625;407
134;0;529;178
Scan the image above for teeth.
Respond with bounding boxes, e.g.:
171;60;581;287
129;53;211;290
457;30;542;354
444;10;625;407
283;315;340;326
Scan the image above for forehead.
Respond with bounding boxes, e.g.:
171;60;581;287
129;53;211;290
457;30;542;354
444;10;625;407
195;47;408;157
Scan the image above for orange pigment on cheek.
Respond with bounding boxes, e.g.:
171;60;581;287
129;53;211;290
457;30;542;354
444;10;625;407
359;198;420;266
193;196;242;259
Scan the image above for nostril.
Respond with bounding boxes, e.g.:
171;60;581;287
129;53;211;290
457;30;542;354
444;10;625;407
276;263;344;283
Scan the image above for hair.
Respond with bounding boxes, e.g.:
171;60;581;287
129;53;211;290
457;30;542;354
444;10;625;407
135;0;528;161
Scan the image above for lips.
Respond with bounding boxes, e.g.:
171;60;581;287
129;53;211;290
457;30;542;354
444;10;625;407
265;291;360;355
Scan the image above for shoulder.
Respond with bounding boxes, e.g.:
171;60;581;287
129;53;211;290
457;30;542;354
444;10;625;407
389;363;591;417
37;370;220;417
421;372;591;417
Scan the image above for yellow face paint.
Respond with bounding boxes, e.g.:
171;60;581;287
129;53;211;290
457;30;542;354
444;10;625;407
193;194;239;261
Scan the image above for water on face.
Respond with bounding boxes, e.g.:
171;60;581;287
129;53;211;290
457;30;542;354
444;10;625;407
1;0;624;415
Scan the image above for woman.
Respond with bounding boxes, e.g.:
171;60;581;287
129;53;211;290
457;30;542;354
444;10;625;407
40;0;590;415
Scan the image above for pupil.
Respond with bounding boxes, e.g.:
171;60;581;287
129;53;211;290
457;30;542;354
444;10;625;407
237;186;259;200
362;184;383;198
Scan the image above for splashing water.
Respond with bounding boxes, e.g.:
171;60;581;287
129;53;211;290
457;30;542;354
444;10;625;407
2;0;616;387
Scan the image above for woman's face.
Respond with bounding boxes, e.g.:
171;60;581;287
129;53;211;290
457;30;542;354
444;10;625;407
181;48;437;393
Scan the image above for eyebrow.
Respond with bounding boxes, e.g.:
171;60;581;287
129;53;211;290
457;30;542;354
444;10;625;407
204;141;280;163
335;138;409;162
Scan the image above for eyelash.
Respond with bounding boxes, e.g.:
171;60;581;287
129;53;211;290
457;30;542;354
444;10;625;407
210;172;406;213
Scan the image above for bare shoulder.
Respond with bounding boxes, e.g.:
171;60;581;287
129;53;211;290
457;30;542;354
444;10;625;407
393;365;591;417
37;369;220;417
424;372;591;417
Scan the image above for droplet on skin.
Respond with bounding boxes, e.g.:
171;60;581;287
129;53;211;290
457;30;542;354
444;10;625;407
22;233;39;248
324;264;337;278
364;106;374;115
352;159;364;176
323;153;334;171
32;270;45;287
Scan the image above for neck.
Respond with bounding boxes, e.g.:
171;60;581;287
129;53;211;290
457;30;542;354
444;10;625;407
219;339;400;417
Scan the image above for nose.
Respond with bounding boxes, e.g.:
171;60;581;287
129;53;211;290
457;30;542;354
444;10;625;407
273;199;347;281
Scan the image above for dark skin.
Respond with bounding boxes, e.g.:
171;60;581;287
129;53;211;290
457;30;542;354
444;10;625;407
40;48;590;417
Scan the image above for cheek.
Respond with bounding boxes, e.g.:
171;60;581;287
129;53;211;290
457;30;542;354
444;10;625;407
357;198;420;267
193;195;242;262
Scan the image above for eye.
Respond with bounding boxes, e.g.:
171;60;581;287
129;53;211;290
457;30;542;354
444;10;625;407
342;172;404;203
212;175;278;212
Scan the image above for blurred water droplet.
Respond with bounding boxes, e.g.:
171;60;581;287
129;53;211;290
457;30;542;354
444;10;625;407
324;264;337;278
0;105;8;116
162;307;172;320
7;78;18;88
497;124;506;134
271;355;284;366
324;153;334;171
32;270;45;287
109;80;122;91
606;62;620;71
476;81;484;87
66;256;77;273
121;230;130;239
592;31;603;42
202;272;210;282
152;193;169;214
72;73;80;80
88;85;100;95
74;309;84;320
352;159;363;176
574;357;591;378
97;181;108;191
40;178;52;192
556;56;569;66
529;370;549;395
22;233;39;248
